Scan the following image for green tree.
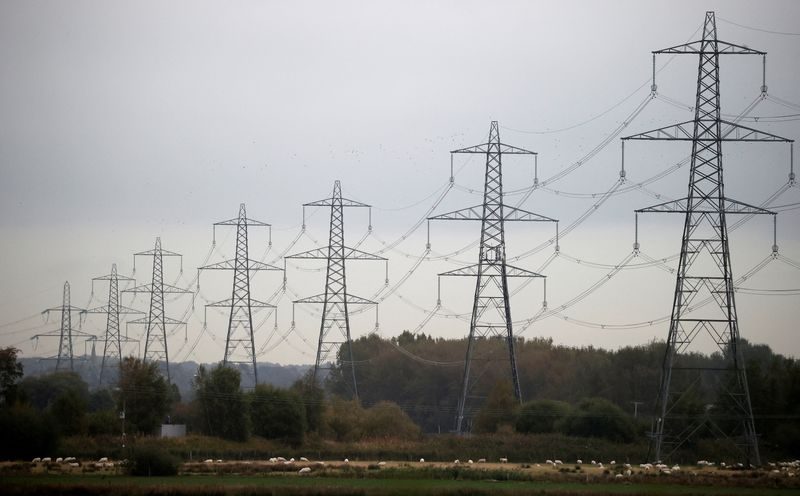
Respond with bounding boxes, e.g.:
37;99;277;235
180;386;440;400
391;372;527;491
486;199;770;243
0;347;23;406
362;401;420;440
291;370;324;433
322;397;365;442
20;371;89;411
515;399;571;434
473;380;518;434
249;384;306;445
118;357;171;435
193;364;249;441
0;404;58;460
50;388;88;435
560;397;636;442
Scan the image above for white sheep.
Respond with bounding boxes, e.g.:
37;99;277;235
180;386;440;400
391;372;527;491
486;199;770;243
276;457;286;462
468;460;473;464
269;458;277;463
478;458;486;463
577;459;583;464
419;458;425;463
344;458;349;463
625;469;632;476
609;460;616;465
68;462;79;468
300;457;309;462
289;458;295;462
615;473;623;479
42;457;51;463
554;460;563;465
499;457;508;463
98;457;109;463
671;465;680;471
298;467;311;474
204;459;213;463
32;458;41;463
378;461;386;466
453;459;460;464
56;457;63;463
545;459;553;465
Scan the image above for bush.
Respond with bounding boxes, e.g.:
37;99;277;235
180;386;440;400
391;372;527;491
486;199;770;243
362;401;421;440
0;404;58;460
129;446;179;476
249;384;306;445
559;397;636;442
516;399;572;434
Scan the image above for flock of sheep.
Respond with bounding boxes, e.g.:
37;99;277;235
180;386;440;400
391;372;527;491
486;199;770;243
30;456;115;469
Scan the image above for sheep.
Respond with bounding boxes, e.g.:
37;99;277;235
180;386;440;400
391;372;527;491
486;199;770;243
615;473;623;479
554;460;563;465
378;461;386;466
661;469;672;475
215;459;222;463
468;459;473;464
478;458;486;463
32;458;41;463
300;457;309;462
283;461;293;465
269;458;277;463
98;457;109;463
545;459;554;465
419;458;425;463
609;460;616;465
453;459;460;464
42;457;51;463
499;457;508;463
625;469;632;476
597;463;604;469
314;461;326;467
671;465;680;471
624;463;631;469
56;457;63;463
298;467;311;474
276;457;287;462
289;458;295;462
576;459;583;464
591;460;597;465
204;459;214;463
68;462;79;468
343;458;349;463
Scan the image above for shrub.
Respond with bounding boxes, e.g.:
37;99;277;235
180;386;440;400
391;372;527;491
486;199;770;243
0;404;58;460
249;384;306;445
362;401;421;440
515;399;571;434
559;397;636;442
129;446;179;476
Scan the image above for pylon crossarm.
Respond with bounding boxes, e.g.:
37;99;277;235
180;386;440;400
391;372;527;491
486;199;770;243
503;205;558;222
134;248;181;257
93;274;135;282
85;304;143;315
286;247;330;259
293;293;377;305
128;315;186;325
636;197;776;215
214;217;271;227
718;120;794;142
199;258;282;271
206;297;275;309
654;40;765;56
451;143;537;155
304;197;371;208
123;282;192;294
428;205;483;221
439;264;544;278
343;247;387;260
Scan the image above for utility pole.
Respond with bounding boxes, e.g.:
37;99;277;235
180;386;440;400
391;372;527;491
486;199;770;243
623;11;794;465
33;281;91;372
286;180;386;399
429;121;558;434
124;237;192;382
86;264;141;387
198;203;283;386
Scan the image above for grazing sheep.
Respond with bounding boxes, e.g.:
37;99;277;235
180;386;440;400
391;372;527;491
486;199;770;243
671;465;680;471
68;462;79;468
283;461;293;465
56;457;63;463
289;458;295;462
453;459;460;464
591;460;597;465
577;459;583;464
554;460;563;465
545;459;553;465
609;460;616;465
65;457;76;462
298;467;311;474
216;459;223;463
419;458;425;463
300;457;309;462
468;460;473;464
269;458;277;463
661;469;672;475
615;473;623;479
42;457;51;463
98;457;109;463
276;457;286;462
598;463;604;469
204;459;213;463
378;461;386;466
344;458;349;463
32;458;41;463
625;469;632;476
478;458;486;463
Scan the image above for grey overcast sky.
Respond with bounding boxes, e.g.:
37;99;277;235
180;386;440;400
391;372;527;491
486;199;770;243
1;0;798;366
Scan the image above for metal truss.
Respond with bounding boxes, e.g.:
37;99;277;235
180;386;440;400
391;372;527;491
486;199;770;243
429;121;557;434
287;180;385;399
623;11;794;465
33;281;92;372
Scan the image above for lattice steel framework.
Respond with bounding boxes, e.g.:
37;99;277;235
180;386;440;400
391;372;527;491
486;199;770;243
198;203;282;385
34;281;90;372
429;121;557;434
86;264;141;387
124;238;191;382
623;11;793;465
287;180;385;399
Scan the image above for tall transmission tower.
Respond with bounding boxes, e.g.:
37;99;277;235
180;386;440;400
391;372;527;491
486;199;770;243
198;203;283;386
124;237;192;382
286;180;385;399
86;264;141;387
623;11;794;465
33;281;90;372
429;121;557;434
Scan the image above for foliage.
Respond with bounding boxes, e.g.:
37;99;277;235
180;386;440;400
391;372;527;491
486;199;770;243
323;397;366;442
0;404;58;460
193;364;249;441
249;384;306;445
89;388;115;412
473;381;519;434
515;399;572;434
291;370;325;433
128;445;179;476
118;357;171;435
50;387;88;436
0;347;24;406
19;371;89;411
87;409;119;436
559;397;636;442
361;401;421;440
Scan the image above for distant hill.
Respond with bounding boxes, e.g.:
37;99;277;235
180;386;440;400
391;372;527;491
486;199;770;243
18;356;311;399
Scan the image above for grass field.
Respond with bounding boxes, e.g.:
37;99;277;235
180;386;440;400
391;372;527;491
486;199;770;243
3;461;800;496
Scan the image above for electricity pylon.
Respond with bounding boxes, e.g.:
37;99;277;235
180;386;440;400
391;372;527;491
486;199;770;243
198;203;283;386
429;121;557;434
286;180;385;399
124;237;192;382
33;281;91;372
86;264;141;387
623;11;793;465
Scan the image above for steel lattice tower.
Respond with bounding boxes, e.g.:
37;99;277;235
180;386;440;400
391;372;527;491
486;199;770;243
86;264;141;387
34;281;90;372
198;203;282;385
124;237;191;382
429;121;557;434
287;180;385;399
623;11;793;465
